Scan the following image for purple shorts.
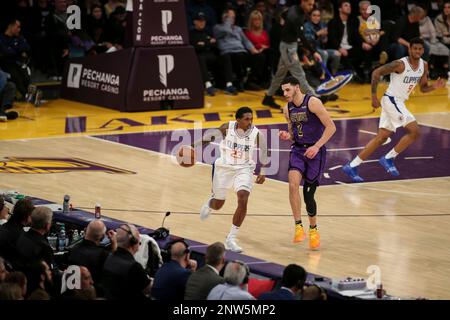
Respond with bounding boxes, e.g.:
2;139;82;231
288;145;327;185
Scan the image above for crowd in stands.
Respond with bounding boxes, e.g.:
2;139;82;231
0;0;448;112
0;195;328;300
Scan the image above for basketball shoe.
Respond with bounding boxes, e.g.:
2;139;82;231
309;227;320;250
342;163;364;182
379;156;400;176
293;224;306;243
225;237;242;253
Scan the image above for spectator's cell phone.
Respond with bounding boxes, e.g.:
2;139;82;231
100;235;111;247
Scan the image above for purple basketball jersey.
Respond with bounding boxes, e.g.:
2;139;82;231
288;94;324;145
288;94;327;184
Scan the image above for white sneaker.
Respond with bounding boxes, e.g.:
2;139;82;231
200;203;212;220
225;238;242;253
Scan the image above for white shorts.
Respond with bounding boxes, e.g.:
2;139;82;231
379;95;416;132
211;164;255;200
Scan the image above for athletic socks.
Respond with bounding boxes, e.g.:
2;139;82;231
350;156;363;168
295;220;303;226
227;224;239;240
385;148;399;159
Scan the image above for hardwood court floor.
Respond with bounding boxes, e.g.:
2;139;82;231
1;83;449;299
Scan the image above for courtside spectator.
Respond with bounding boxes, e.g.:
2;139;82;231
207;260;254;300
101;224;151;299
16;206;54;268
151;240;197;300
184;242;226;300
259;264;306;300
68;219;116;295
0;197;34;265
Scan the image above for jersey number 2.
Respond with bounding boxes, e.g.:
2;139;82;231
297;123;304;137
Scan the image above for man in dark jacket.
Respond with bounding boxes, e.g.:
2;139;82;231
259;264;306;300
262;0;323;109
184;242;226;300
0;198;34;265
0;18;31;98
68;220;117;288
151;239;197;300
189;12;237;96
16;207;54;269
101;224;151;300
326;0;365;81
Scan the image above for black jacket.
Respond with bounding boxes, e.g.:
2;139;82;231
68;239;110;284
0;221;26;264
101;247;151;300
280;5;316;53
189;28;217;54
16;228;54;268
326;16;361;50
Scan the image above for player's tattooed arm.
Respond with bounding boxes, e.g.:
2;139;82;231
371;60;404;95
371;60;405;108
191;123;227;148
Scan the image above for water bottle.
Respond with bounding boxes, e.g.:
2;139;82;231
95;203;101;219
63;195;70;213
72;230;79;243
58;225;66;251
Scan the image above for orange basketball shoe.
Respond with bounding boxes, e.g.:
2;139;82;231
293;224;306;243
309;227;320;250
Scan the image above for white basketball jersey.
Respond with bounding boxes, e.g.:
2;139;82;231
216;121;259;166
385;57;424;101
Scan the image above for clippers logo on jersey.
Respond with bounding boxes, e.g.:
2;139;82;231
403;76;421;84
0;157;136;174
227;140;251;152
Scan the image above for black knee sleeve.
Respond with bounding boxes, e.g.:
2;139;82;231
303;182;318;217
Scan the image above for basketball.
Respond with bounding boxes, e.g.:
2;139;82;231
176;145;196;167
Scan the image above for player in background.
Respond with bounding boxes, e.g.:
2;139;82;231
343;37;446;182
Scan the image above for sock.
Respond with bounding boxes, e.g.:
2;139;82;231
227;224;239;240
226;82;233;87
206;196;213;209
205;81;212;88
310;225;317;229
295;220;303;226
350;156;363;168
385;148;399;159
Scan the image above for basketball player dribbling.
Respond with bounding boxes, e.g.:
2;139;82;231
343;37;446;182
279;76;336;249
193;107;269;253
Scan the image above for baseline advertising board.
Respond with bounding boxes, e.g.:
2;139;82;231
132;0;189;47
61;49;134;111
126;46;203;111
